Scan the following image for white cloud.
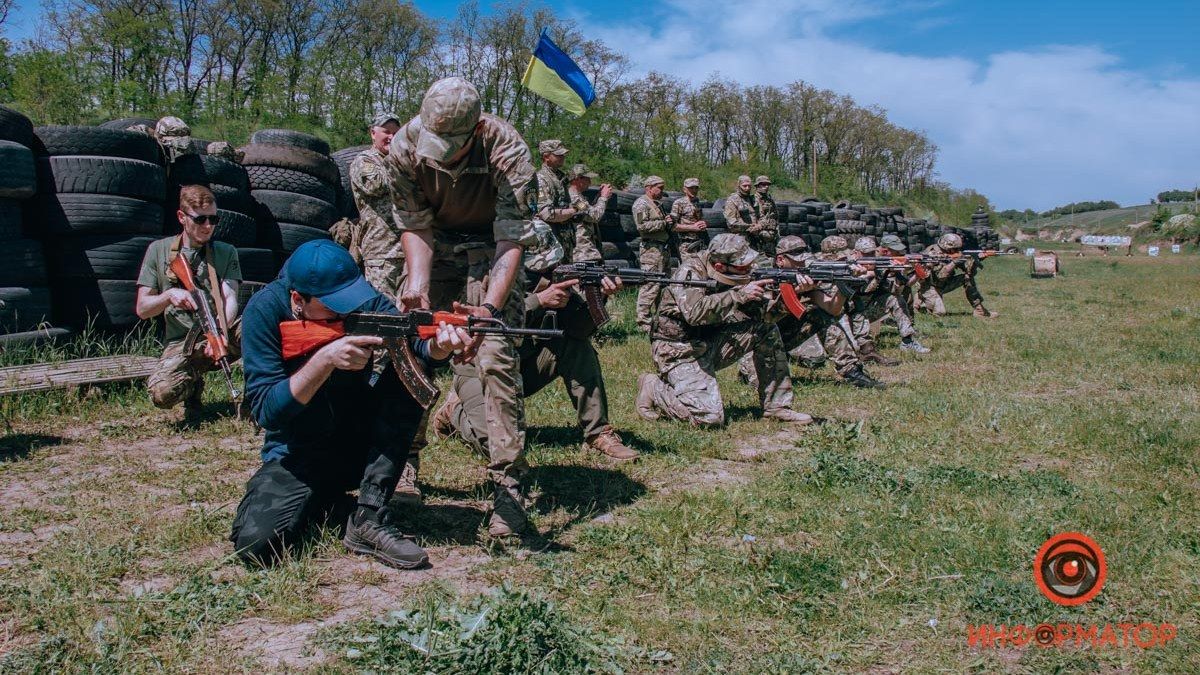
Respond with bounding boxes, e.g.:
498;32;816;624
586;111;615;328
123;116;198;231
576;0;1200;210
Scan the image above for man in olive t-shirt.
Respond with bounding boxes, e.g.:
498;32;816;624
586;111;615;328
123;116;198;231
136;185;242;419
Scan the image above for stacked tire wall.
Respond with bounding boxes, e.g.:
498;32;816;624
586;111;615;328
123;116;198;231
0;106;58;342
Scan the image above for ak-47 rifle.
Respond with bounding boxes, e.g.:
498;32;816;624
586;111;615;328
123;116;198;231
553;261;717;328
168;253;239;401
278;309;562;409
750;262;873;319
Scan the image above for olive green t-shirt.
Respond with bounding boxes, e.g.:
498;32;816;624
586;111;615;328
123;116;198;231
136;236;242;343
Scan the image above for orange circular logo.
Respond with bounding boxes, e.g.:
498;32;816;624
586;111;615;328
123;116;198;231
1034;532;1106;606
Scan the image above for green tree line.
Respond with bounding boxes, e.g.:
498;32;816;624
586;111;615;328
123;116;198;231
1157;189;1198;203
0;0;967;213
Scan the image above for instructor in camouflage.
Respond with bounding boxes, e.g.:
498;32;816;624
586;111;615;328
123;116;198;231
670;177;708;261
632;176;674;331
566;164;609;262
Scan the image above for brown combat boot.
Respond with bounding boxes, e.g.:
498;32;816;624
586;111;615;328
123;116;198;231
764;408;815;425
430;390;460;439
583;427;639;461
973;305;998;318
635;373;660;421
392;456;422;507
859;344;900;367
488;480;529;538
182;384;205;425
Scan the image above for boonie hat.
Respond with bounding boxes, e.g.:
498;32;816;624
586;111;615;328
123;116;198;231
709;233;759;266
776;235;809;262
755;175;772;185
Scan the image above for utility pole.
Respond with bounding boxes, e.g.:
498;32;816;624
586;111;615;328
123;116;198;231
811;136;818;196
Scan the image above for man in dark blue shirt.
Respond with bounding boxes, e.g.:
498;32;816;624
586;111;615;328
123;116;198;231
230;240;467;569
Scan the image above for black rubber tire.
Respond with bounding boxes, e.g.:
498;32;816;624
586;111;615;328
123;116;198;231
0;286;52;332
331;145;368;218
52;278;139;329
201;155;250;192
244;165;337;204
0;140;37;199
166;153;209;186
239;144;339;186
38;156;166;202
250;190;338;230
0;239;48;286
49;235;156;279
278;222;331;252
210;185;256;216
0;198;21;240
213;209;257;247
613;191;638;213
701;208;726;227
236;247;277;283
618;213;637;237
599;224;627;243
0;326;73;346
250;129;331;156
0;105;36;148
34;193;164;236
99;116;158;131
32;126;164;165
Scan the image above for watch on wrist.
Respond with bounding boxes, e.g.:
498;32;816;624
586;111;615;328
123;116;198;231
482;302;501;318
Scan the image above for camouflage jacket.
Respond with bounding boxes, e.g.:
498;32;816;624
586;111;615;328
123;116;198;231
569;186;606;225
670;196;704;243
755;192;779;237
535;164;574;224
633;194;672;244
656;254;761;333
921;244;976;283
568;186;604;263
387;112;536;244
350;148;404;263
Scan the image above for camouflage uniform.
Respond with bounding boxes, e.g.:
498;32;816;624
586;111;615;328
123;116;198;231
916;244;985;315
350;147;406;302
670;192;706;260
812;236;867;376
535;153;577;262
633;179;672;330
752;177;779;255
638;235;797;427
567;167;606;263
155;116;193;163
387;79;536;518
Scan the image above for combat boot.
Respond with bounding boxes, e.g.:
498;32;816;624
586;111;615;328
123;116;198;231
343;509;429;569
488;480;529;538
430;390;459;439
182;383;205;425
583;427;639;461
842;365;886;389
393;456;422;507
900;337;931;354
973;305;999;318
859;344;900;367
763;408;814;425
635;373;660;421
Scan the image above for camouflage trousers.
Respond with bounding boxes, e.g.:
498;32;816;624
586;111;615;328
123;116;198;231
450;334;610;453
851;292;916;350
228;366;421;566
644;323;793;427
572;221;603;263
677;236;707;263
635;241;670;330
916;275;984;316
823;316;863;376
427;243;527;485
147;319;242;409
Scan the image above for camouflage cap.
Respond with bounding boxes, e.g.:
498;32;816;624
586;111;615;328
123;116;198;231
938;232;963;250
820;235;848;253
155;116;193;162
126;124;154;138
755;175;772;186
880;234;906;253
643;175;665;187
155;116;190;138
206;141;241;162
369;111;400;128
538;139;569;156
416;77;482;162
683;177;700;188
523;218;565;273
568;163;598;180
853;236;877;253
776;235;809;261
708;233;758;266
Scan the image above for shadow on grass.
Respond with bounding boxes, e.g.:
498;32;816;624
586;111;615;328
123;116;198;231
170;400;242;431
529;425;679;456
527;464;646;521
0;432;65;462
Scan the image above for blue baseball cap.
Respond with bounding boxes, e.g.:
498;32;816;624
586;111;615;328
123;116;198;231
284;240;378;314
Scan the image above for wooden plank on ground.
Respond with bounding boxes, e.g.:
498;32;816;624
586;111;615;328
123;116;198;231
0;355;159;395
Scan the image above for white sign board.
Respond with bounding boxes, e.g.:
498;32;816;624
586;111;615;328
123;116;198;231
1025;247;1036;257
1080;235;1131;247
1172;244;1182;254
1148;246;1160;257
1001;237;1012;245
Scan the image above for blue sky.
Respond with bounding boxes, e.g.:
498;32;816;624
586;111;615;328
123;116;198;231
7;1;1197;209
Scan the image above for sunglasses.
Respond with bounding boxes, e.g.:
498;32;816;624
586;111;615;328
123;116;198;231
186;212;221;225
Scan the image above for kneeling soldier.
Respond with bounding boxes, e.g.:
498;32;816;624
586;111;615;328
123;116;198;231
635;233;814;427
230;240;468;569
136;185;242;421
916;233;998;318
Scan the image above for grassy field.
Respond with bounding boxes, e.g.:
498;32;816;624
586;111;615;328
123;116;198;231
1;255;1198;672
1015;202;1194;235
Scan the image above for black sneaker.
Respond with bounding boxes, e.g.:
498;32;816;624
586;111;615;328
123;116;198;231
343;513;429;569
843;365;887;389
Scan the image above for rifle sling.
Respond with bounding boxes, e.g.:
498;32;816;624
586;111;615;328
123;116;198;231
169;235;230;340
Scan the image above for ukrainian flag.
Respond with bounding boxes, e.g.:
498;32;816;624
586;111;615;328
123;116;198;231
521;29;596;116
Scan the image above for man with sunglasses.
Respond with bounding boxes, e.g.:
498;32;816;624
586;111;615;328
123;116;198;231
635;233;815;427
137;184;241;421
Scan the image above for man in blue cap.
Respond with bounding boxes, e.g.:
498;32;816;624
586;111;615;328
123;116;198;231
230;240;469;569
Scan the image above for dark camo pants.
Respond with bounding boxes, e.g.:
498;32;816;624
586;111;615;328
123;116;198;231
147;319;242;408
228;366;421;566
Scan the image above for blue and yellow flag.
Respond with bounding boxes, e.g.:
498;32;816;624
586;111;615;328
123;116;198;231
521;29;596;116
